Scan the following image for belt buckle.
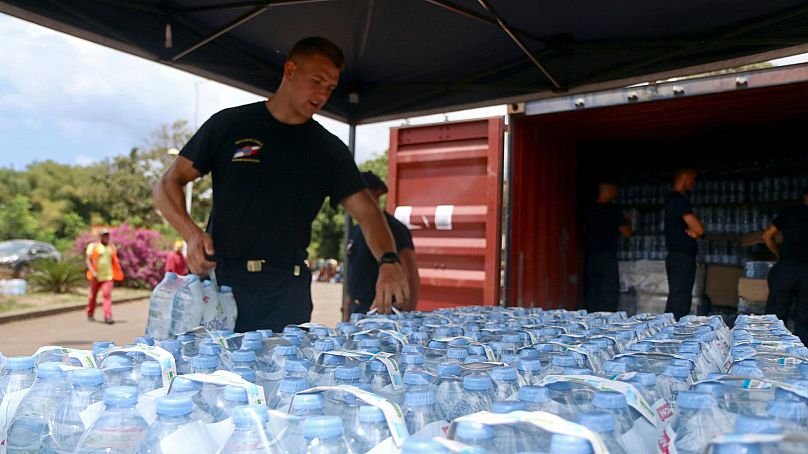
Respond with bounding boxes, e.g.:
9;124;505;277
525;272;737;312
246;259;266;272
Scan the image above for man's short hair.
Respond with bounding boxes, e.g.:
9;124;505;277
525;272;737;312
287;37;345;70
674;168;698;181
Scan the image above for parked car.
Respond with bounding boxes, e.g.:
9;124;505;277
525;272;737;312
0;240;61;278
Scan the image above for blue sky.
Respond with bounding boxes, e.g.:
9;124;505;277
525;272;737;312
0;13;504;170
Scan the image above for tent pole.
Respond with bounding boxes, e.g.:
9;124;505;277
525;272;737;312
341;122;357;313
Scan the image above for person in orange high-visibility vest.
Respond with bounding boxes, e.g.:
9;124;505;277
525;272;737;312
85;229;124;324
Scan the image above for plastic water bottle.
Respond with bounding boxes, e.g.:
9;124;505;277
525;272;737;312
170;274;204;336
402;369;432;392
137;361;164;395
334;365;363;386
435;363;463;420
6;362;70;452
450;373;494;418
136;396;194;454
291;393;326;417
354;406;390;453
191;355;218;374
657;365;691;405
673;391;732;454
400;353;427;374
146;272;181;339
368;360;391;391
219;385;250;419
400;435;447;454
766;399;808;432
270;377;312;411
311;354;345;387
74;386;150;453
549;433;594;454
102;355;137;388
157;339;189;375
454;421;496;450
232;349;259;372
0;355;36;396
693;381;727;409
222;405;283;453
217;285;238;331
517;385;562;414
167;377;215;423
490;366;520;401
200;279;219;330
47;368;106;453
302;415;351;454
624;372;660;404
578;412;627;454
403;389;442;434
516;359;544;385
92;341;114;365
590;391;635;435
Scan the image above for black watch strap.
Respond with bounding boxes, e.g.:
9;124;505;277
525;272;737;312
378;251;401;266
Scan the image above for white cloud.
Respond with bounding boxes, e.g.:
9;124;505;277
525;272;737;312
74;154;96;166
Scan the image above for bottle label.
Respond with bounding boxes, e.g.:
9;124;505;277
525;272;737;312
159;420;218;454
101;345;177;392
315;350;403;390
693;376;808;400
434;336;496;361
448;410;609;454
710;432;808;445
295;384;409;447
546;342;597;371
181;370;266;405
34;345;98;368
656;425;678;454
355;328;410;346
651;398;674;423
540;374;657;426
356;317;401;331
591;335;624;354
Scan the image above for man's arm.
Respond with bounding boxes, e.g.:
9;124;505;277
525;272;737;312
399;248;419;311
683;213;704;239
85;248;96;278
762;225;780;257
619;211;632;238
153;156;216;274
341;190;409;314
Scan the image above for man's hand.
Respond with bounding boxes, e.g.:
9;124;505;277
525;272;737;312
187;231;217;275
685;228;700;239
370;263;409;314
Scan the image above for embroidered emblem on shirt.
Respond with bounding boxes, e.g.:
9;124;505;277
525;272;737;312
232;138;263;163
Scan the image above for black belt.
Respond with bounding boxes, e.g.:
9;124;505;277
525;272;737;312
218;258;303;275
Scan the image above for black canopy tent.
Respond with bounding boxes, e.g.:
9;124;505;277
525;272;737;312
3;0;808;126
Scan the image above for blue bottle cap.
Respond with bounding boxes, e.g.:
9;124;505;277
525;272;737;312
70;368;105;387
37;362;66;379
135;336;155;346
158;339;182;352
405;389;437;407
491;366;517;381
104;386;138;407
603;361;630;374
104;355;133;371
552;355;577;367
257;329;274;338
402;353;425;365
241;331;262;342
156;395;193;416
92;341;113;355
279;377;312;394
232;349;257;363
403;370;431;386
502;333;522;344
170;377;200;393
550;433;594;454
446;347;467;360
219;285;233;293
140;361;162;377
592;391;627;410
241;339;264;352
312;327;330;337
410;332;428;342
401;436;447;454
629;342;653;353
767;399;808;422
335;365;361;381
282;335;302;346
224;385;249;403
662;365;690;379
199;343;222;356
192;355;218;370
578;411;615;433
359;405;385;423
6;356;35;371
275;345;299;357
713;442;763;454
518;348;540;359
735;415;782;434
455;421;495;441
292;393;325;412
321;354;345;366
467;345;485;356
370;359;387;372
402;344;423;354
492;400;527;413
671;359;695;370
285;358;311;373
233;368;256;383
518;385;550;403
463;373;493;391
232;405;268;425
164;272;178;280
518;359;542;372
314;338;337;352
303;415;344;440
694;382;725;399
359;338;382;349
677;391;715;410
437;363;462;378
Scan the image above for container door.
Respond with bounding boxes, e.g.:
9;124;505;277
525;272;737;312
387;118;505;311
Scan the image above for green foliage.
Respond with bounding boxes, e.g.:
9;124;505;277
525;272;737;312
27;258;86;294
0;195;39;240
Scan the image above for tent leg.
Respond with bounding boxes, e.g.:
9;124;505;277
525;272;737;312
341;122;357;314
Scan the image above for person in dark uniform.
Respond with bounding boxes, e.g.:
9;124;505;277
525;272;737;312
763;186;808;344
154;37;409;332
342;171;420;320
583;183;632;312
663;169;705;320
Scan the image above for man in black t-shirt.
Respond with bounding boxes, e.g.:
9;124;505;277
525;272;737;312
343;171;419;320
763;186;808;343
583;183;632;312
154;37;409;332
663;169;705;320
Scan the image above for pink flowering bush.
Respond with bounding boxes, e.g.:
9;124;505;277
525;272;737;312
74;224;168;289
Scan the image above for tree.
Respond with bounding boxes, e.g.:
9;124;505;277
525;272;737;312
0;195;39;240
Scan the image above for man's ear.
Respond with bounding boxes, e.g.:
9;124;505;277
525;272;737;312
283;60;296;81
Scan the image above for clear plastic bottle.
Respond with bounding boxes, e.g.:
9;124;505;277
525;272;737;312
146;272;181;339
170;274;205;335
354;406;391;452
74;386;150;453
303;415;352;454
136;395;194;454
47;368;106;453
590;391;635;435
435;363;463;420
767;399;808;432
137;361;163;395
334;365;363;386
657;365;691;406
400;435;448;454
517;385;563;414
367;360;391;391
625;372;660;404
191;354;218;374
454;421;496;450
404;389;442;434
549;433;594;454
578;412;627;454
219;385;250;420
167;377;215;423
7;362;70;453
157;339;189;375
450;373;494;418
490;366;520;401
217;285;238;332
673;391;733;454
270;376;312;411
0;355;36;397
92;341;114;366
222;404;283;453
102;355;137;388
232;349;259;371
290;393;326;417
516;359;544;385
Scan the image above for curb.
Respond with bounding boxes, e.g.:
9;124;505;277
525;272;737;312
0;295;149;325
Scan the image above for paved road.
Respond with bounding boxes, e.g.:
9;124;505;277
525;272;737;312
0;282;343;357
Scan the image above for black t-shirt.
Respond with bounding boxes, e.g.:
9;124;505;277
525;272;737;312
180;102;366;263
664;191;698;256
346;212;414;304
773;205;808;263
583;204;627;254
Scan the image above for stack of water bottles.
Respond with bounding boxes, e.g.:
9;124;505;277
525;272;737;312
1;307;807;453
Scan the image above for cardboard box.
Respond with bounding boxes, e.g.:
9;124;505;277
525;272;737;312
738;277;769;302
706;265;743;308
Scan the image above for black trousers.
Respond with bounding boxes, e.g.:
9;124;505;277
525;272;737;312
217;260;313;333
585;252;620;313
765;260;808;344
665;252;696;320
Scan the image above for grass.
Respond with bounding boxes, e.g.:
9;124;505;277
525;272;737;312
0;287;151;314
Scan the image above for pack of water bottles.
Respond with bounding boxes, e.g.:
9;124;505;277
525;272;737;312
2;307;808;453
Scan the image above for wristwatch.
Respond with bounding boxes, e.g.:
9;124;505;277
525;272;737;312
378;251;401;266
